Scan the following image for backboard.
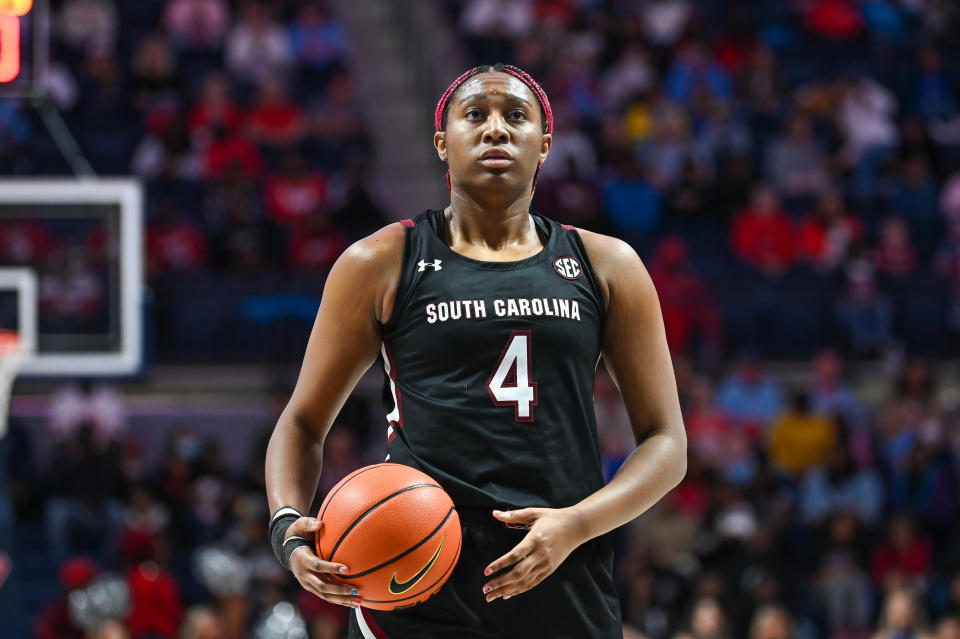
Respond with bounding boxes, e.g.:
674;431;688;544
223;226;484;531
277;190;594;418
0;179;143;376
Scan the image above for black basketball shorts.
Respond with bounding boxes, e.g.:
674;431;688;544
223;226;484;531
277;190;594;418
347;508;621;638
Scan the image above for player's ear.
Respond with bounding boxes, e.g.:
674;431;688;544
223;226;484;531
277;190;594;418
434;131;447;162
539;133;552;165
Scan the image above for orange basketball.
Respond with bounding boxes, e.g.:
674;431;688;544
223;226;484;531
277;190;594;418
314;463;461;611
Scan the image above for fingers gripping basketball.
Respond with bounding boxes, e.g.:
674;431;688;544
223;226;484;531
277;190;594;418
314;463;462;611
286;517;359;608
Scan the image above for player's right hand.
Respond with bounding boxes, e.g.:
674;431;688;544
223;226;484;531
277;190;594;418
285;516;362;609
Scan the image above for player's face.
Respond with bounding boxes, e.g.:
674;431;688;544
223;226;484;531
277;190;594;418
435;73;551;196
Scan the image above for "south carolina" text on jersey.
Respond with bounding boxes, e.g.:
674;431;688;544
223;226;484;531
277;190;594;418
425;298;581;324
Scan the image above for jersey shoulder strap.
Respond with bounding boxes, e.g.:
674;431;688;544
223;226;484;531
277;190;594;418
379;211;434;333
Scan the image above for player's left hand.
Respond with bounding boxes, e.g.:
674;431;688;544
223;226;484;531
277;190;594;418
481;507;586;602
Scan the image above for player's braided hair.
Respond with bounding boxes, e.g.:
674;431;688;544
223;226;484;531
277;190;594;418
434;63;553;192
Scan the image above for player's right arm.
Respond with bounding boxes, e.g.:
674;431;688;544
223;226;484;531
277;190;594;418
265;222;405;607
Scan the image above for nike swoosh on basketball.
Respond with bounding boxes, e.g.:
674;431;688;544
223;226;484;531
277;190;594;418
388;536;446;595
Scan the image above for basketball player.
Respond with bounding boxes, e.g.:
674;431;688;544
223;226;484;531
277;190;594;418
265;63;687;638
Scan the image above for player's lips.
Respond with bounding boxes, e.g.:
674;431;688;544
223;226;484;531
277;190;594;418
478;149;513;167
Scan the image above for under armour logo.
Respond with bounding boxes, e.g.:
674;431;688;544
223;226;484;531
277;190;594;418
418;259;442;272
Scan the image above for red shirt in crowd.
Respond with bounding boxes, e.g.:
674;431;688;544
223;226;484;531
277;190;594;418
247;101;305;146
649;237;722;352
730;206;795;272
204;134;263;180
147;219;208;274
804;0;864;40
796;215;862;268
265;173;328;225
288;222;348;271
0;221;55;263
125;563;183;638
871;536;932;587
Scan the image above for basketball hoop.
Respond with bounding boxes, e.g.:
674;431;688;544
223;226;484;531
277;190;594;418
0;330;23;439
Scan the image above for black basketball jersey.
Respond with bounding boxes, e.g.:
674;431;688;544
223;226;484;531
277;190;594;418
377;208;608;512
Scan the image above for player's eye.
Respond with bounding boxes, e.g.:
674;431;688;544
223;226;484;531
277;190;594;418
509;110;526;120
465;108;483;119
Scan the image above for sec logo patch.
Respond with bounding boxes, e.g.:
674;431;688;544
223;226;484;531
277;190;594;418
552;256;583;280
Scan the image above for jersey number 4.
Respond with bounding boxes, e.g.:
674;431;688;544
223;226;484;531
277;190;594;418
486;331;538;422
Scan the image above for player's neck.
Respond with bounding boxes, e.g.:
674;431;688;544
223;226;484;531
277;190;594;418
444;195;537;252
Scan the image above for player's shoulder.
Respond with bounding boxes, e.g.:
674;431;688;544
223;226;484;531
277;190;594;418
563;226;652;309
565;226;643;275
340;221;407;266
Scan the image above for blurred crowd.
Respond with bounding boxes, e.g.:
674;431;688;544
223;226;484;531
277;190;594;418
1;0;959;360
0;0;388;346
451;0;960;359
3;350;960;638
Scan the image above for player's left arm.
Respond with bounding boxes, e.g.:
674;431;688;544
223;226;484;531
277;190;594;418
483;230;687;601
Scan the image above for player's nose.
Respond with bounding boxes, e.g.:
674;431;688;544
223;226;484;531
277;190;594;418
482;110;509;142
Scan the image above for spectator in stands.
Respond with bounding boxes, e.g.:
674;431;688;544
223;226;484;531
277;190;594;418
120;529;183;638
640;0;693;49
39;249;106;331
873;587;932;639
941;169;960;221
935;213;960;337
44;424;126;563
34;557;99;639
164;0;230;51
890;439;958;532
748;605;794;639
246;79;307;149
874;216;917;280
536;105;597;182
202;123;262;181
872;515;932;594
730;185;794;276
289;4;351;92
128;34;184;113
648;236;722;355
878;358;943;472
0;102;31;174
593;368;635;482
768;391;837;476
664;42;732;110
57;0;117;51
327;154;389;241
600;44;656;111
716;354;783;436
226;2;293;86
534;155;603;229
287;206;348;272
264;151;327;225
0;220;54;264
914;45;957;121
815;512;873;638
459;0;534;62
178;606;226;639
801;444;883;526
796;188;863;272
146;200;208;277
310;72;369;151
766;115;829;200
893;155;941;255
837;76;899;196
205;166;274;270
832;261;894;356
685;597;729;639
132;113;201;180
685;376;755;484
603;149;663;240
937;618;960;639
188;72;245;145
